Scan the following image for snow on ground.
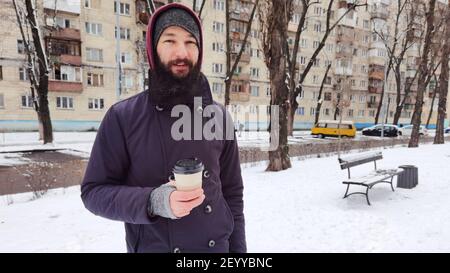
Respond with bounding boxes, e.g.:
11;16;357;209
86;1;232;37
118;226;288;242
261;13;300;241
1;142;450;252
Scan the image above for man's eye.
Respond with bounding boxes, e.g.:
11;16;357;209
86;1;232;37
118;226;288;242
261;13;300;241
164;40;174;43
186;41;197;45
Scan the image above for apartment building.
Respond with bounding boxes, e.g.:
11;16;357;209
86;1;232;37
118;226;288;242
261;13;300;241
0;0;448;131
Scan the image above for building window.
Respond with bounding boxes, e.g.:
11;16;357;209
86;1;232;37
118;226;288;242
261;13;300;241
310;107;315;116
17;40;25;54
0;93;4;108
121;52;132;64
86;48;103;62
212;42;224;52
212;63;223;74
369;110;375;117
324;92;332;101
348;109;354;117
85;22;103;36
21;95;33;108
55;17;71;28
359;95;366;103
324;108;330;116
300;39;307;48
56;96;74;109
313;75;319;84
53;65;82;82
251;86;259;97
0;66;3;80
19;68;29;81
213;21;224;33
313;41;320;49
88;98;104;110
358;110;365;117
212;82;223;94
363;20;369;29
115;27;131;40
325;76;332;85
296;107;305;116
250;67;260;78
114;2;130;15
87;73;104;86
213;0;225;11
122;74;134;89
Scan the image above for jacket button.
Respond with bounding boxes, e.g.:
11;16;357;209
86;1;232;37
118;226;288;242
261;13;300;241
155;105;164;111
173;247;181;253
208;240;215;248
205;204;212;214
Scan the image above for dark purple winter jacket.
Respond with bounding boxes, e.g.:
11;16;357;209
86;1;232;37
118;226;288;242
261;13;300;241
81;3;245;253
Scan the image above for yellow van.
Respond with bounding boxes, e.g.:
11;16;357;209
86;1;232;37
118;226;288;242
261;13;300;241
311;120;356;138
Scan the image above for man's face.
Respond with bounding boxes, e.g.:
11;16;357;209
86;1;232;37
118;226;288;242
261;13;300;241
156;26;199;79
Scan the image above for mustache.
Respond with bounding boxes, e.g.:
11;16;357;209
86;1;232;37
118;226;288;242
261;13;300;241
167;58;194;68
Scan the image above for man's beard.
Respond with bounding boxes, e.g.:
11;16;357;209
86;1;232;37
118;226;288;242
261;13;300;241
149;56;202;106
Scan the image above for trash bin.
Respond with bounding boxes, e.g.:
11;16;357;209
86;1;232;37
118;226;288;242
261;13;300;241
397;165;418;189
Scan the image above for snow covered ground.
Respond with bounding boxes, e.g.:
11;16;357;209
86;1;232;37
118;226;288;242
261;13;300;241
1;142;450;252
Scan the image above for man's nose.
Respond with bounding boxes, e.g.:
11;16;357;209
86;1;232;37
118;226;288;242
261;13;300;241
173;43;189;59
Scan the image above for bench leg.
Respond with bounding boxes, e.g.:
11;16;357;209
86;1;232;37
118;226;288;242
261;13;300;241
391;176;395;192
343;184;350;198
366;186;371;206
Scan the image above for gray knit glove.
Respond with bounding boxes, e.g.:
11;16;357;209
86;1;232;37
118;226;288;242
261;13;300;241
148;183;178;219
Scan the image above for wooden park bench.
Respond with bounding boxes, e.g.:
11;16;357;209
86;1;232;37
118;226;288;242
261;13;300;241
338;151;404;205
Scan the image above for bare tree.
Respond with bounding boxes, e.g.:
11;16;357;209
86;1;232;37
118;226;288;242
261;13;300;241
12;0;53;144
372;0;410;125
224;0;259;106
434;1;450;144
409;0;436;148
259;0;293;171
286;0;367;135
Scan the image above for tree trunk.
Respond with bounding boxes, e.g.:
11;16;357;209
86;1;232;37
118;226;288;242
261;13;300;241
434;2;450;144
314;64;332;125
409;0;436;148
264;0;292;171
25;0;53;144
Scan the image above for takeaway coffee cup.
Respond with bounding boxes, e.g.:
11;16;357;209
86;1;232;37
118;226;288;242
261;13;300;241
173;158;204;191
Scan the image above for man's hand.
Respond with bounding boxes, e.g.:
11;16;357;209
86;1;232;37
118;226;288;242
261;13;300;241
169;187;205;218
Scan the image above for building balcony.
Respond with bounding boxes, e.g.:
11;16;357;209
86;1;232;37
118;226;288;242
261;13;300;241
230;10;250;22
335;67;353;76
368;86;382;94
51;54;82;66
48;80;83;93
367;101;378;108
230;31;248;43
231;52;251;63
234;73;250;81
46;28;81;41
230;91;250;102
335;51;353;59
369;71;384;81
370;10;389;20
404;103;415;110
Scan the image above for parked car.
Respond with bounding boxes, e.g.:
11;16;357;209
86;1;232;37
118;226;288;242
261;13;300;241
445;127;450;134
311;120;356;138
361;124;400;137
398;125;428;136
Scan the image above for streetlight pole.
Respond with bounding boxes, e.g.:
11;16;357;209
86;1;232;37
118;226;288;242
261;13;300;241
115;0;122;102
380;60;389;141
